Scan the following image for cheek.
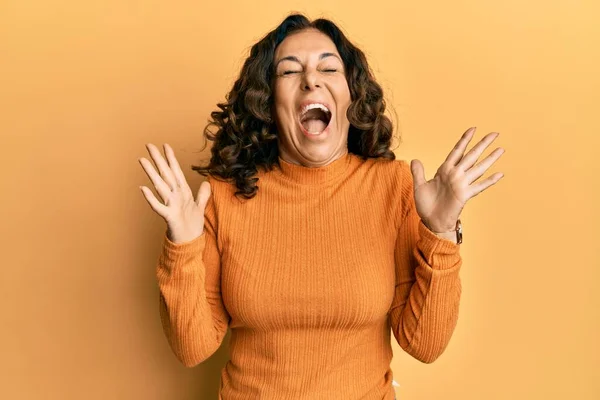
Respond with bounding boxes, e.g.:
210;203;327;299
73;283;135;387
272;85;285;116
336;90;352;122
272;96;291;128
341;82;352;105
273;84;296;122
331;79;351;106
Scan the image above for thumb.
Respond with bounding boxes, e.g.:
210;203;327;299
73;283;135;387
196;180;211;207
410;159;426;188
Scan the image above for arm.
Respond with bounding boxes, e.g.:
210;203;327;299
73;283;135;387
388;161;462;363
156;181;230;367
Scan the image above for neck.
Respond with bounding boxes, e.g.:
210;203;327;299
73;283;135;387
275;151;353;185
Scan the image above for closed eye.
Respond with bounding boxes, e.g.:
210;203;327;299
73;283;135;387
281;69;337;75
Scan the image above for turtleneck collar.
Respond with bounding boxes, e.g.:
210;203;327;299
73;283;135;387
275;151;353;185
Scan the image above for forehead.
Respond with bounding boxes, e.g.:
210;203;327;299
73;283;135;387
274;29;339;60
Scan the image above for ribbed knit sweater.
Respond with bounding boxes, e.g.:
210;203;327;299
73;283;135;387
156;151;462;400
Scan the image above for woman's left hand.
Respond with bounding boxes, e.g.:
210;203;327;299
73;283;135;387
410;127;505;233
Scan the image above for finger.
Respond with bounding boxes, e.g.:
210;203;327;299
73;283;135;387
163;143;189;190
458;132;500;170
196;180;211;207
444;127;477;166
465;147;505;184
145;143;179;191
139;185;169;217
139;157;173;202
410;159;427;188
468;172;504;198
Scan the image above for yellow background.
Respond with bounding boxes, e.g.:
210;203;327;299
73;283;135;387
1;1;598;399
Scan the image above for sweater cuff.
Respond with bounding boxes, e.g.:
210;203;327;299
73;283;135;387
160;230;206;264
417;220;461;270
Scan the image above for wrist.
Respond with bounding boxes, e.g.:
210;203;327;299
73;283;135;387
432;230;457;243
422;220;458;243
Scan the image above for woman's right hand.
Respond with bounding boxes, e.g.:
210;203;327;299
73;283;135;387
138;143;211;244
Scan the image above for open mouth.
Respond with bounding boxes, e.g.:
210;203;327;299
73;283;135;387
299;104;332;135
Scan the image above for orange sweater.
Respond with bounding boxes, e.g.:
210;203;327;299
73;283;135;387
156;151;462;399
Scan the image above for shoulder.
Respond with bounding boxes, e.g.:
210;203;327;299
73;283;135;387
206;174;230;192
353;155;414;229
358;155;411;186
353;154;413;200
205;174;239;207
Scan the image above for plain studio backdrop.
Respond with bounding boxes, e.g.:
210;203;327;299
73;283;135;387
1;1;598;399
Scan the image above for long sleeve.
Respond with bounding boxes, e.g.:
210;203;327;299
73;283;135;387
156;183;231;367
388;161;462;364
149;153;466;398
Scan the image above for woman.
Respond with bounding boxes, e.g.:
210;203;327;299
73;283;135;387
138;13;504;400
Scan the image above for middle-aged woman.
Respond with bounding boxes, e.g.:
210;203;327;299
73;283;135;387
138;13;504;400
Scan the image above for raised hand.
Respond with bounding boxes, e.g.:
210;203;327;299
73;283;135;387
409;127;505;233
138;143;211;243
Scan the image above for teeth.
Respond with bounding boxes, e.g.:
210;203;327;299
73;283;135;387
300;103;331;117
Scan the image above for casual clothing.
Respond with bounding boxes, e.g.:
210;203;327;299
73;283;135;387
156;152;462;399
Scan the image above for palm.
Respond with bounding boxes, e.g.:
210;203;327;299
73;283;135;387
412;164;468;232
138;143;212;243
409;127;505;233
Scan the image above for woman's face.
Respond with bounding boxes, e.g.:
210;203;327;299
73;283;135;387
272;28;351;167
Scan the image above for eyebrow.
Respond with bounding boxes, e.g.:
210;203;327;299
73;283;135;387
274;52;342;69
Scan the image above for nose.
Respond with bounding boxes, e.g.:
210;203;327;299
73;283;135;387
301;70;321;91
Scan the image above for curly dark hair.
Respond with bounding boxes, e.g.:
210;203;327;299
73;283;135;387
192;13;401;200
